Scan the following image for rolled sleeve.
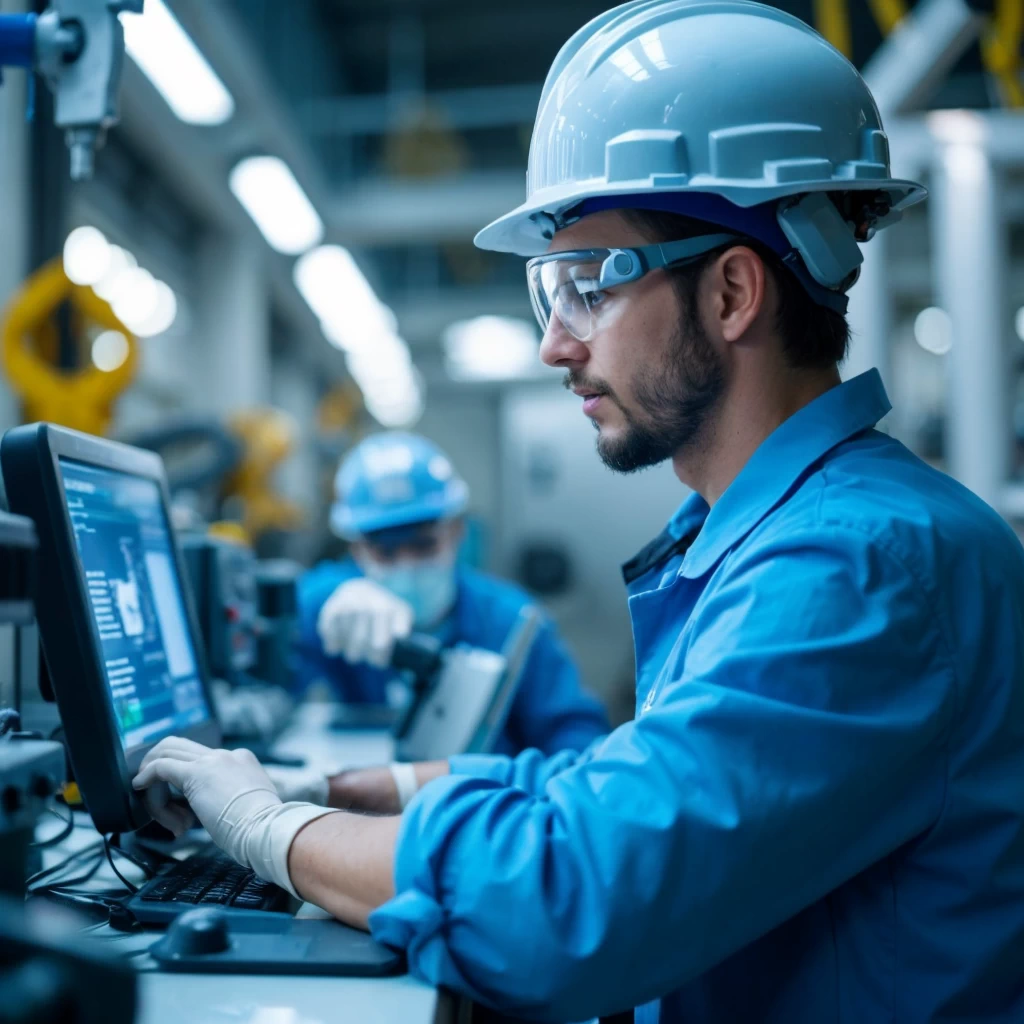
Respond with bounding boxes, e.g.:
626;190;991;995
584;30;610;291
371;528;956;1021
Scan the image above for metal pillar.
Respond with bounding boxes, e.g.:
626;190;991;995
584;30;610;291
0;0;31;430
931;138;1010;509
843;230;891;390
195;233;271;414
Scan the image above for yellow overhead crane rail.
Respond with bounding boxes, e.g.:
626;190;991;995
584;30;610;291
983;0;1023;109
814;0;1022;110
1;257;137;436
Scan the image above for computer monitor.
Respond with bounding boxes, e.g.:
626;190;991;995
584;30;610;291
1;424;220;833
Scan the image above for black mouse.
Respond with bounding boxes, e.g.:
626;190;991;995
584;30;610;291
155;907;231;958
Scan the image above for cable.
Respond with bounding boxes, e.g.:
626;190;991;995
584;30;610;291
30;804;75;848
24;839;103;889
107;840;156;878
103;835;140;894
29;852;106;894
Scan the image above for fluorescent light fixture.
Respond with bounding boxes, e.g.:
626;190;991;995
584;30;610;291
63;226;111;286
1015;306;1024;343
110;268;159;330
294;245;396;353
346;333;411;374
133;281;178;338
364;386;424;428
913;306;953;355
121;0;234;125
91;330;130;372
229;156;324;255
92;246;137;302
928;109;985;146
443;315;540;380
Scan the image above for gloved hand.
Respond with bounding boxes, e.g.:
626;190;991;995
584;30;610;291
264;763;334;806
316;577;414;668
132;737;336;897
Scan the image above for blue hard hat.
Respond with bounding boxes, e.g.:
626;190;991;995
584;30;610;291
475;0;927;305
330;433;469;540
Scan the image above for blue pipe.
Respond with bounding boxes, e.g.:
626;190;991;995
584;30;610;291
0;14;36;72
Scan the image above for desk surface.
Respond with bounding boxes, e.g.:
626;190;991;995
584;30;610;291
33;704;449;1024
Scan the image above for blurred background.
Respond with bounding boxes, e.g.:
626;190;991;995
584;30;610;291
0;0;1020;723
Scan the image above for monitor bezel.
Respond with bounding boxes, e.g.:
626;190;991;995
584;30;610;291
1;423;221;834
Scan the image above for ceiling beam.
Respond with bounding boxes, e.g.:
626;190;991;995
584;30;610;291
330;171;524;245
861;0;982;116
300;82;542;137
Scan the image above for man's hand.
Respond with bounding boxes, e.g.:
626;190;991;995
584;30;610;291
133;737;336;896
316;578;414;668
264;763;332;806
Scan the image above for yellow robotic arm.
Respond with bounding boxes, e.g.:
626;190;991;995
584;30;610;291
2;257;137;435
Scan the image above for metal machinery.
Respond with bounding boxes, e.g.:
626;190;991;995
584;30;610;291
0;2;141;436
0;506;137;1023
180;534;297;750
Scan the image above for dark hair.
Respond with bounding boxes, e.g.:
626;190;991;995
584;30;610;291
622;208;850;369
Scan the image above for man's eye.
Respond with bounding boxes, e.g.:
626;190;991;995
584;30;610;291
580;288;607;311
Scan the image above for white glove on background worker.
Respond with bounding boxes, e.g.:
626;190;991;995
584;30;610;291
316;577;414;668
132;737;337;898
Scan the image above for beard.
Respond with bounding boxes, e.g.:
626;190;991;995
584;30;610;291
565;313;726;474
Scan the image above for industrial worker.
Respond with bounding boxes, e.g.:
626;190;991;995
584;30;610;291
133;4;1024;1022
295;431;609;756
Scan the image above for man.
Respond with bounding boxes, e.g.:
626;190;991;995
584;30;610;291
297;431;609;756
134;4;1024;1022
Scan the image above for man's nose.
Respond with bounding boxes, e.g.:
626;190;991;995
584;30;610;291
539;318;589;368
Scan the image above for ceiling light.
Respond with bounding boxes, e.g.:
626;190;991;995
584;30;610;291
364;388;424;428
92;246;137;302
1015;307;1024;343
63;226;111;286
121;0;234;125
229;156;324;255
91;330;130;372
443;315;540;380
133;281;178;338
110;268;159;330
294;245;396;353
913;307;953;355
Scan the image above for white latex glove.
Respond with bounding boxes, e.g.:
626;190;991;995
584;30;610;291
316;577;414;668
264;763;333;806
132;737;336;897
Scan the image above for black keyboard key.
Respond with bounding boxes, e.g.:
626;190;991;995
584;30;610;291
128;847;290;924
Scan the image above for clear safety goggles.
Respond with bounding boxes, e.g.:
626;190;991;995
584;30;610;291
526;233;740;341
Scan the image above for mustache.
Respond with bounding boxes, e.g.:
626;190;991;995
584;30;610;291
562;371;616;404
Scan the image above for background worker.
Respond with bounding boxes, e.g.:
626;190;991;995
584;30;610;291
296;431;609;757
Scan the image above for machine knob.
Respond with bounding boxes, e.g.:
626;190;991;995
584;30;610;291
1;785;22;814
29;773;56;800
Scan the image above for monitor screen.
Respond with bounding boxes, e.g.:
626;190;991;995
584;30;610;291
59;458;211;752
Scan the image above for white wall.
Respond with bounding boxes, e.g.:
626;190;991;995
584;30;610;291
499;383;688;715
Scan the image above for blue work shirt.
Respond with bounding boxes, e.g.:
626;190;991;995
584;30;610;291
369;370;1024;1023
296;561;609;757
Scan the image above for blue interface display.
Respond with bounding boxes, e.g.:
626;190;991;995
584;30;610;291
60;458;211;751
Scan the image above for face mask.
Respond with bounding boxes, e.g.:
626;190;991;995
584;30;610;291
365;553;458;629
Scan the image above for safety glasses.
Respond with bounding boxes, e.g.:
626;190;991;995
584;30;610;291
526;233;739;341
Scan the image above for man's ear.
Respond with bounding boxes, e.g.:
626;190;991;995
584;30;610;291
708;246;767;343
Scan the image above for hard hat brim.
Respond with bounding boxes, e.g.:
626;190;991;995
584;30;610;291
475;179;927;256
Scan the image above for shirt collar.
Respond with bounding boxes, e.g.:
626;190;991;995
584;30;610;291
680;369;892;579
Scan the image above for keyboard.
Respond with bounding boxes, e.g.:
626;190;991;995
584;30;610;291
127;847;291;925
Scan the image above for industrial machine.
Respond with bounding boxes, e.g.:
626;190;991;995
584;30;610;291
0;504;138;1024
180;534;297;754
0;0;141;182
392;607;541;763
